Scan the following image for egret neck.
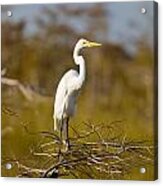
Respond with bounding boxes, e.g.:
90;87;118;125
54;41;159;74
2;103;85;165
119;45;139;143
73;46;86;90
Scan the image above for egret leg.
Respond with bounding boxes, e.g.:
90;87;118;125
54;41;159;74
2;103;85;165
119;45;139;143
62;117;70;150
59;119;63;144
66;117;70;148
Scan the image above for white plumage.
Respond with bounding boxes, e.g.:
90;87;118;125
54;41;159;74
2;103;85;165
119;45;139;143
53;38;101;150
54;70;79;130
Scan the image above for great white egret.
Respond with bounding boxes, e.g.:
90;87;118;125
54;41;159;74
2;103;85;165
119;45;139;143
53;38;101;151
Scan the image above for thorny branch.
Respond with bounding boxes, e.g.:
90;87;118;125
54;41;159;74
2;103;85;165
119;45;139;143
2;121;155;179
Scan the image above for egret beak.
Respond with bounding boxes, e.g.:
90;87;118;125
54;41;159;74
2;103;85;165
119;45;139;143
87;41;102;47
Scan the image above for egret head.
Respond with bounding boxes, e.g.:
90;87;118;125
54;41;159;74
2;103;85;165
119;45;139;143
76;38;102;50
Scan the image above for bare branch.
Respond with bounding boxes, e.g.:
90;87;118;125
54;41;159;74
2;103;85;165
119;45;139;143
2;121;155;179
1;77;33;101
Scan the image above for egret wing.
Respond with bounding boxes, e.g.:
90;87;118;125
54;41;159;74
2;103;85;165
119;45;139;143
53;69;78;121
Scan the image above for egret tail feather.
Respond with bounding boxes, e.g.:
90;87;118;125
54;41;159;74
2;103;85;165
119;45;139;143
53;116;59;131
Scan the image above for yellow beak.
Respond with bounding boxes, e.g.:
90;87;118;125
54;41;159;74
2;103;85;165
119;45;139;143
87;41;102;47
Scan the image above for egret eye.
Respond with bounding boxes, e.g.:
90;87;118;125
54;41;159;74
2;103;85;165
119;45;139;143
83;41;87;46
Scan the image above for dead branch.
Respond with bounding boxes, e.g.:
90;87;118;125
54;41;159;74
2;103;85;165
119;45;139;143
2;121;155;179
1;76;34;101
1;69;47;102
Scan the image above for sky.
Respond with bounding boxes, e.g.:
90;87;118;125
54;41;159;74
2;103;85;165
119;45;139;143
1;1;154;54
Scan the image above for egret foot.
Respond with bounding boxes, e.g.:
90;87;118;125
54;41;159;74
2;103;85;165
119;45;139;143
61;140;70;153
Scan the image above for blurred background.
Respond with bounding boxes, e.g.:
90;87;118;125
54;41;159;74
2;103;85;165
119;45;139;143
1;1;156;179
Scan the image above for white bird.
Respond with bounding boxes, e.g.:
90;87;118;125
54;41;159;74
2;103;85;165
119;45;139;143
53;38;101;150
